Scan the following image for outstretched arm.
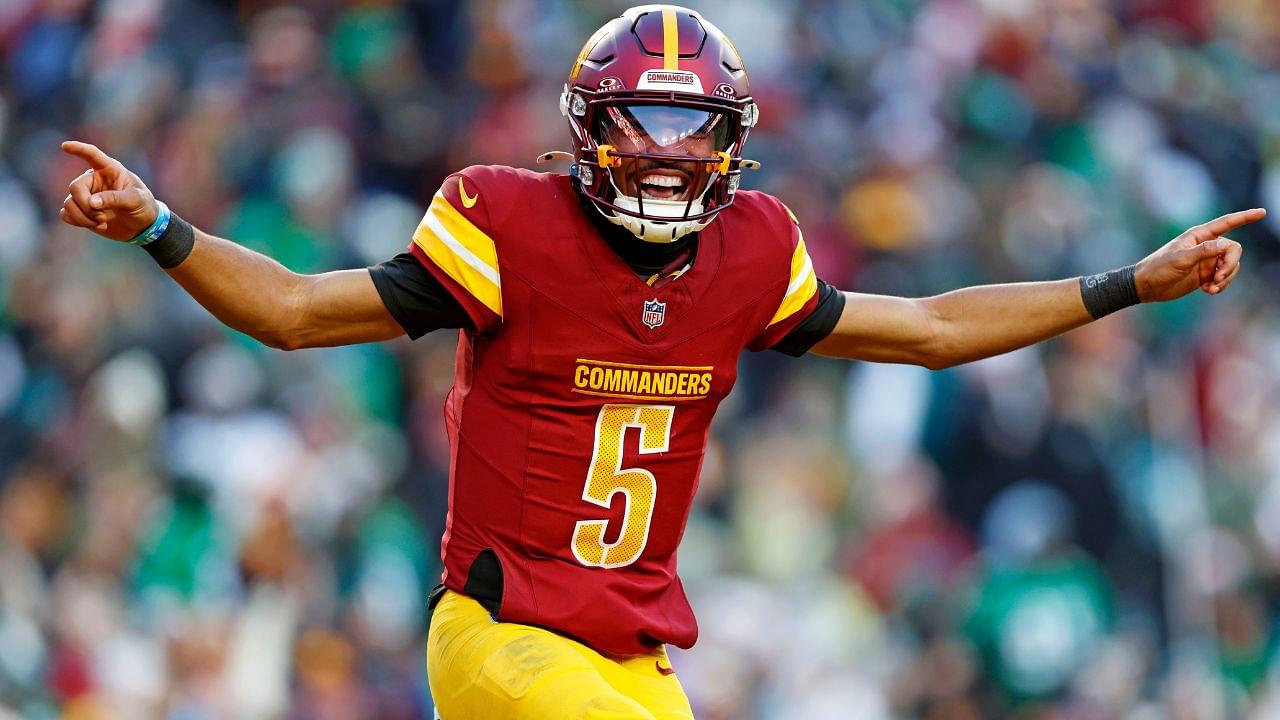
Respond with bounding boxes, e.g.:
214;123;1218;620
59;141;403;350
811;209;1266;369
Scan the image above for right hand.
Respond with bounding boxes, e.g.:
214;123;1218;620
59;140;159;242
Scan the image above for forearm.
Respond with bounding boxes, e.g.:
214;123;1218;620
164;229;313;348
56;141;406;350
812;279;1094;369
165;229;400;349
810;208;1266;368
917;278;1092;369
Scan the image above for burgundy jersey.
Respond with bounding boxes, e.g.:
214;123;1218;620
409;165;821;655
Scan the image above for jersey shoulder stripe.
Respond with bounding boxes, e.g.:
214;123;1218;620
766;224;818;327
412;192;502;318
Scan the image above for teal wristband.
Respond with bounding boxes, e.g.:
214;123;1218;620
127;201;171;246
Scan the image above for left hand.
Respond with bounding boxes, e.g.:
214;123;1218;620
1134;208;1266;303
59;140;159;242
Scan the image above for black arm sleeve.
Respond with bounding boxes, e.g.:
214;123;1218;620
367;253;474;339
770;278;846;357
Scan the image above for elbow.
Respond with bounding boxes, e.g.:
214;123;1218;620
257;328;305;351
916;347;960;371
918;354;954;372
918;337;971;371
913;298;956;371
258;277;315;351
929;355;973;371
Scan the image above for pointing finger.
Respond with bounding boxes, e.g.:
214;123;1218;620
61;140;122;173
1188;208;1267;242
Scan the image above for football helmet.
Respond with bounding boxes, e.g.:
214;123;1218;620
560;5;759;243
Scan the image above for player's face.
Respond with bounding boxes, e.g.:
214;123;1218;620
597;105;731;203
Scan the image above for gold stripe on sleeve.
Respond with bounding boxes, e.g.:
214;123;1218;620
411;195;502;317
768;235;818;327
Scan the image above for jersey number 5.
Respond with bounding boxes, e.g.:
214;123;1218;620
571;404;675;569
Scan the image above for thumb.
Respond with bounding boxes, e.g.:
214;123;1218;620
89;187;146;211
1182;238;1229;263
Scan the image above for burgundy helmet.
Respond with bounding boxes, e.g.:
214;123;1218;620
560;5;759;243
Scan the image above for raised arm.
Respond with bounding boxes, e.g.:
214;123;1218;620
59;141;403;350
811;209;1266;369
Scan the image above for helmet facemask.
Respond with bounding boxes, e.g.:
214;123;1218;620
569;92;753;244
560;6;758;244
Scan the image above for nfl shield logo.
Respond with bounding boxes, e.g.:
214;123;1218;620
642;298;666;329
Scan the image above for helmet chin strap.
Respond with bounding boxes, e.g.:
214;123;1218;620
601;174;719;244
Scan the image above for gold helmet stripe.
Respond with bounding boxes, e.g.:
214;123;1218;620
570;24;610;81
662;8;679;70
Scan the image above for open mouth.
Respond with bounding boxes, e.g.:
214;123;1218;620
638;170;690;201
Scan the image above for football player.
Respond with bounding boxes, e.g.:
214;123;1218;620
59;5;1262;719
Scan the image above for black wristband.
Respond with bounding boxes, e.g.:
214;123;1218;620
142;211;195;269
1079;264;1140;319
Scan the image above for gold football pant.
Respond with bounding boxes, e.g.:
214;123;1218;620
427;590;695;719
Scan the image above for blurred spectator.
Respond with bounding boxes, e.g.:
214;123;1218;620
3;0;1280;717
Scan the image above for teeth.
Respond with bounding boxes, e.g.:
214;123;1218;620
641;174;683;188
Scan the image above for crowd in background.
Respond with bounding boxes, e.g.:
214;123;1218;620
4;0;1280;717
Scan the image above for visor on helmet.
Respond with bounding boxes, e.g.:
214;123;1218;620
594;104;734;205
598;105;733;154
